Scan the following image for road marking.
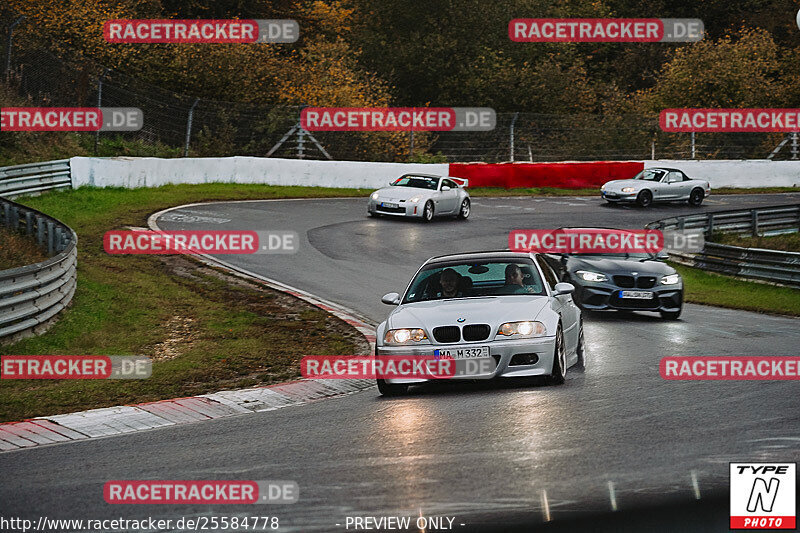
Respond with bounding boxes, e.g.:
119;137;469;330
607;481;618;511
690;470;701;499
540;489;551;522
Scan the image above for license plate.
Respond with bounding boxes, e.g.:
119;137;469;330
381;202;398;208
619;290;654;299
434;346;489;359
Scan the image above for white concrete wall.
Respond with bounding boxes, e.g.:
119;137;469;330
68;156;799;190
69;156;449;190
644;160;800;188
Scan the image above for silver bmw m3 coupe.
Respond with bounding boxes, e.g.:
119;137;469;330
375;251;585;395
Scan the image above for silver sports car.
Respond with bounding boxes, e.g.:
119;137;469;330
375;251;584;395
601;167;711;207
368;174;471;221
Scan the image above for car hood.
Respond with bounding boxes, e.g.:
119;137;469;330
373;186;431;201
388;296;550;331
602;179;645;190
568;256;675;275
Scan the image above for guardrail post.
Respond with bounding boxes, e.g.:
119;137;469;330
3;203;10;228
36;215;45;248
46;221;55;256
10;206;19;231
707;213;714;235
678;218;685;231
24;211;33;235
751;210;759;237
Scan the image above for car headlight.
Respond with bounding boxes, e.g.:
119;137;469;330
371;192;379;200
497;321;547;337
600;185;606;192
661;273;680;285
575;270;608;282
621;187;635;193
409;196;421;203
384;328;428;344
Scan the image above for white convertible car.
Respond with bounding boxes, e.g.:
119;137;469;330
375;251;585;395
368;174;470;221
601;167;711;207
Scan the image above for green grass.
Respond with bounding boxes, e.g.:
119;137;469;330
0;184;373;422
0;227;47;270
671;262;800;316
712;231;800;252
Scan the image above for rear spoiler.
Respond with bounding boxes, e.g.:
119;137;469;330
450;177;469;188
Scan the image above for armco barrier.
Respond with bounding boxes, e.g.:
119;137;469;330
0;160;72;198
0;197;77;343
647;204;800;287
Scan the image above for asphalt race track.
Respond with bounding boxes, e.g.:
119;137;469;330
2;193;800;532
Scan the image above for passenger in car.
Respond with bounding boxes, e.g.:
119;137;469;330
439;268;463;298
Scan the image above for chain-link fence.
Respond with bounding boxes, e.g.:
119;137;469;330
2;10;798;162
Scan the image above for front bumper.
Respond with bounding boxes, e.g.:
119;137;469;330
368;199;423;217
601;190;637;202
375;336;557;385
574;281;682;312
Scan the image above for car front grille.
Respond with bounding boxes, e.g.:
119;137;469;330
432;326;461;343
376;205;405;214
609;293;658;309
613;275;657;289
613;275;635;288
462;324;490;341
637;276;656;289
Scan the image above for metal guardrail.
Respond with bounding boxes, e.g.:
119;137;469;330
0;159;72;198
647;204;800;288
0;197;77;343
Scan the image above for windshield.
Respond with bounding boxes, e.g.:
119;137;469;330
632;169;667;182
572;252;653;259
392;176;439;190
403;260;546;303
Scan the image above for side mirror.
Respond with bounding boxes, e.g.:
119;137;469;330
656;250;670;260
553;282;575;296
441;185;451;191
381;292;401;305
389;181;395;186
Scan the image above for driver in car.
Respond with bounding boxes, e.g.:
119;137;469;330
438;268;464;299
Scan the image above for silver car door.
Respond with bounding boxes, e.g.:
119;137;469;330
437;179;460;213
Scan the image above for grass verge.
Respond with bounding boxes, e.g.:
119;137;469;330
0;227;47;270
671;262;800;317
0;184;373;422
712;231;800;252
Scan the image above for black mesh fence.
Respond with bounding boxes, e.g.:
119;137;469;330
1;9;798;162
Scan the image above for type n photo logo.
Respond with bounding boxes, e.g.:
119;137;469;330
730;463;796;529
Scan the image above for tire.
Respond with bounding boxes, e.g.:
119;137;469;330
574;322;586;371
457;198;470;219
636;190;653;208
688;188;704;206
422;200;434;222
545;325;566;385
377;379;408;396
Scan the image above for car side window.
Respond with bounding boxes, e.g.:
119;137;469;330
442;179;456;189
535;256;559;291
667;172;683;183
